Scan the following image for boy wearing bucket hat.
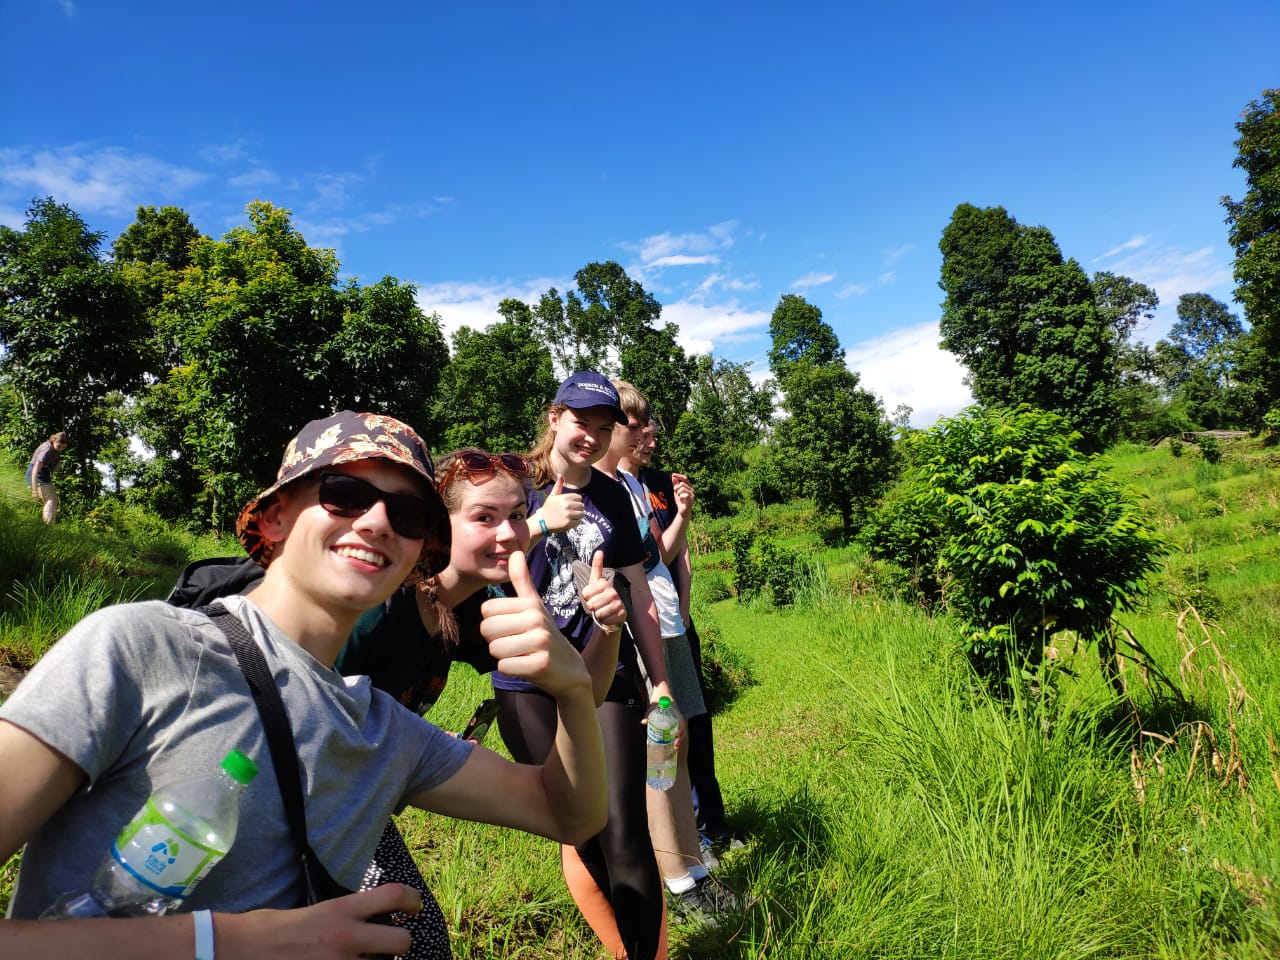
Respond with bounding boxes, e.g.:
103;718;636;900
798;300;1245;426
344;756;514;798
0;411;606;959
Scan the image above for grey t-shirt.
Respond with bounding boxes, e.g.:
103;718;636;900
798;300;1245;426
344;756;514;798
1;596;472;918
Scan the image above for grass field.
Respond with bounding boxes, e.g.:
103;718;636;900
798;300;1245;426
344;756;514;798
1;438;1278;957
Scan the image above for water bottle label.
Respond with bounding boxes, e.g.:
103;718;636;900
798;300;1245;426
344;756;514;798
646;723;676;746
111;799;221;897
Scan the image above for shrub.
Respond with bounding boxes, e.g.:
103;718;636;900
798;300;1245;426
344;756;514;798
1199;435;1223;465
862;405;1167;691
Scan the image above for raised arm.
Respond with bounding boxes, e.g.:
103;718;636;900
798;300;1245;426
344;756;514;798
656;473;694;566
409;550;607;843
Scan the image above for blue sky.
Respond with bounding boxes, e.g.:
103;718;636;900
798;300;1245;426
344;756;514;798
3;1;1277;426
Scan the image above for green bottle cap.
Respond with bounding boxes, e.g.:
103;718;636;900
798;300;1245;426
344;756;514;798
221;749;259;785
658;696;671;709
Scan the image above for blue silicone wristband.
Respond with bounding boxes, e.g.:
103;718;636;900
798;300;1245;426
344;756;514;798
194;909;215;960
538;516;550;537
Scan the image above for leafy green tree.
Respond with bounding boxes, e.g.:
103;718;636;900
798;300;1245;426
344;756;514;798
939;204;1118;449
319;277;448;436
436;320;556;453
113;205;201;269
665;356;774;515
766;293;842;382
512;261;694;432
763;294;895;537
129;202;444;528
1091;272;1166;441
0;198;151;511
863;405;1166;690
1222;89;1280;426
772;360;895;538
1153;293;1248;429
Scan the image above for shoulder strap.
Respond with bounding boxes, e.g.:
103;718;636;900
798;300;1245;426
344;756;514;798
204;603;348;904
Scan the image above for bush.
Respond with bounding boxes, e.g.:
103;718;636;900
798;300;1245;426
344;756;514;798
1199;435;1223;465
863;405;1167;690
727;529;814;607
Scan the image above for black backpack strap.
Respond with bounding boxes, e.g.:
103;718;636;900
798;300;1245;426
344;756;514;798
204;603;348;903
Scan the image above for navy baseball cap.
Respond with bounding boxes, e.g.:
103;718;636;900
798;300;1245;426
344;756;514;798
553;371;628;424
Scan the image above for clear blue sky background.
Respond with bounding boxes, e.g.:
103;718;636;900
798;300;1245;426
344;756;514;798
3;1;1276;425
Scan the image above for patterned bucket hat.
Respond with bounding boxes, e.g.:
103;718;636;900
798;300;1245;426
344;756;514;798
235;411;450;579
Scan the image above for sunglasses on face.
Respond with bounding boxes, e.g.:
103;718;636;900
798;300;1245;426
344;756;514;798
439;451;530;491
316;471;435;539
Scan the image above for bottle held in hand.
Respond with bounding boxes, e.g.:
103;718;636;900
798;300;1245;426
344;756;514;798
43;749;258;919
646;696;678;791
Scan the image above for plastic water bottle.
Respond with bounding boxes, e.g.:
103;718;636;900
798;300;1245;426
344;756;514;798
43;749;258;919
646;696;679;790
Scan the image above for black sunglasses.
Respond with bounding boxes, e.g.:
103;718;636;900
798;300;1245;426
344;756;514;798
316;471;435;540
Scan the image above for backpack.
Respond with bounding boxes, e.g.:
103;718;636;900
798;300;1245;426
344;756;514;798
166;555;265;609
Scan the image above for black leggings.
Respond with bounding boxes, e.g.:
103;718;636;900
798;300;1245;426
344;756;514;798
685;620;728;835
495;669;662;960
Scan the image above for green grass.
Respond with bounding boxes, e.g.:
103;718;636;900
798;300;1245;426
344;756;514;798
2;440;1279;956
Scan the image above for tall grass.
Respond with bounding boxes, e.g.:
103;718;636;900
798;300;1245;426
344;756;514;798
2;442;1278;956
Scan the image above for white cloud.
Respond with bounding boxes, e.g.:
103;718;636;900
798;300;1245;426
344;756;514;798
649;254;720;268
884;243;914;265
660;299;771;354
844;321;973;429
1098;242;1234;341
837;283;868;299
635;220;738;266
1096;234;1151;261
877;270;896;286
790;271;835;290
0;145;206;216
226;168;280;190
414;277;565;341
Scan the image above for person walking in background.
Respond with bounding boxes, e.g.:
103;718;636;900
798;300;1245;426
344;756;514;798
631;417;742;866
26;431;69;524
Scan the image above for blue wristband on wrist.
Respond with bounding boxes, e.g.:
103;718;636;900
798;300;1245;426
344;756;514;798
194;909;215;960
538;516;550;537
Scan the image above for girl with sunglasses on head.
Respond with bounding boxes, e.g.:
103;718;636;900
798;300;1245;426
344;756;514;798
493;371;678;960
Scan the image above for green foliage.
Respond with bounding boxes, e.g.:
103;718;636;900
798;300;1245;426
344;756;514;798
771;358;897;538
1223;89;1280;426
664;356;773;516
939;204;1118;449
0;197;153;513
864;405;1166;687
1199;435;1223;465
766;292;841;381
437;320;556;454
727;529;817;607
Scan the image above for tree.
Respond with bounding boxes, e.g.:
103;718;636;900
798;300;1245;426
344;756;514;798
1090;272;1168;441
0;198;151;511
862;405;1166;691
128;201;445;528
766;293;842;382
436;320;556;453
512;261;695;431
319;277;448;437
771;361;895;538
113;205;201;269
1152;293;1248;429
1222;89;1280;425
777;363;895;536
939;204;1117;449
665;356;774;515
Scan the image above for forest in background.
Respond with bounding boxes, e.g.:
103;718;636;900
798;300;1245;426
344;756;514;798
1;90;1276;542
